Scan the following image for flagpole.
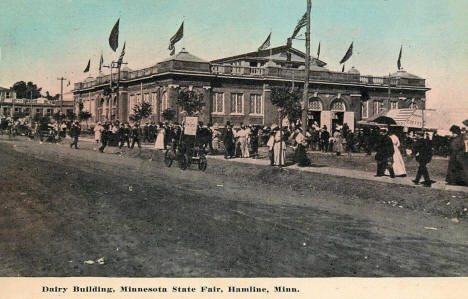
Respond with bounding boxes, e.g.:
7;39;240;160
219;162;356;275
301;0;311;132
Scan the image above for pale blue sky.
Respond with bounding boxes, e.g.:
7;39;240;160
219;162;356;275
1;0;467;116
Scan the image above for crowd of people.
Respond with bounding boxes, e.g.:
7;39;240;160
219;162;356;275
2;115;467;188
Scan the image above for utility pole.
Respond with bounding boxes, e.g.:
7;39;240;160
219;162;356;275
301;0;311;131
103;60;126;121
57;77;67;113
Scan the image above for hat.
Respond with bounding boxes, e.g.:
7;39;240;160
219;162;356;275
450;125;461;135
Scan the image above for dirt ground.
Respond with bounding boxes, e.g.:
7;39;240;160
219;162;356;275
0;137;467;277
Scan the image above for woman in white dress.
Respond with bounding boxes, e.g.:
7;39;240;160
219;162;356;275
386;132;407;177
273;129;286;166
154;123;166;150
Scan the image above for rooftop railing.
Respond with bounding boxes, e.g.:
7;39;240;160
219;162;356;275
74;63;426;90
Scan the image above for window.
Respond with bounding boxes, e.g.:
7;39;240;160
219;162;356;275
390;101;398;110
361;101;369;118
161;92;169;111
151;92;158;113
129;94;135;109
230;93;243;114
144;93;150;103
212;92;224;114
330;100;345;111
308;99;322;111
373;101;384;115
249;94;263;115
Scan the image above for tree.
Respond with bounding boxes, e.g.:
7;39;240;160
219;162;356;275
66;110;76;121
270;86;302;126
162;108;176;122
11;81;42;99
79;111;92;128
129;102;152;122
176;89;205;116
52;111;66;123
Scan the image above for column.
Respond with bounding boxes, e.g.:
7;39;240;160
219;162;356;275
201;86;212;125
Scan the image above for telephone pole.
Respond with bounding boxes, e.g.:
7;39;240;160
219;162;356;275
301;0;312;131
57;77;67;113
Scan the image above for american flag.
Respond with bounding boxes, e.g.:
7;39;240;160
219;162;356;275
118;42;125;65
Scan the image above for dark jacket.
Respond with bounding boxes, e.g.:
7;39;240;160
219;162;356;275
413;138;433;164
70;125;81;137
375;134;394;161
131;127;141;138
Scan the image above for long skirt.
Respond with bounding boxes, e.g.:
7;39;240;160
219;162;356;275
154;132;165;149
295;144;310;167
239;137;249;158
273;141;286;166
386;146;406;176
446;154;468;185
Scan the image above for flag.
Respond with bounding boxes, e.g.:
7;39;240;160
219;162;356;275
67;81;70;87
258;32;271;51
83;59;90;73
317;42;321;59
397;45;402;70
291;12;307;39
109;19;120;52
342;64;345;72
339;42;353;64
99;53;104;71
170;47;176;56
118;42;125;64
168;22;184;51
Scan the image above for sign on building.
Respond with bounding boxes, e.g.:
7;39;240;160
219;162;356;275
184;116;198;136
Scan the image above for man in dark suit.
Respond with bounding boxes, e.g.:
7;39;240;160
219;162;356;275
69;121;81;149
99;123;110;153
131;122;142;149
118;123;131;149
412;131;433;187
375;127;395;177
223;122;235;159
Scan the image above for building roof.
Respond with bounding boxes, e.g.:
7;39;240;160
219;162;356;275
161;48;208;63
211;45;327;67
390;69;422;79
348;66;360;74
0;87;10;91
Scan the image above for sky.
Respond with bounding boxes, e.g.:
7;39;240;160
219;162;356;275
0;0;467;122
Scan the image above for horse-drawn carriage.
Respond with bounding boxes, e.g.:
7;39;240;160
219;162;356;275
164;117;208;171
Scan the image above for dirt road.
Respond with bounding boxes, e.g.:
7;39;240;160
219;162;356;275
0;137;467;277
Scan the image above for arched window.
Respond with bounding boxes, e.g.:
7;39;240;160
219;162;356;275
308;98;323;111
161;92;169;111
330;100;346;111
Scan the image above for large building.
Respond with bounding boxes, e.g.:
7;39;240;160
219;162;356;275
72;43;429;131
0;87;74;118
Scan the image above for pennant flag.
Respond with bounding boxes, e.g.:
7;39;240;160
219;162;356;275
99;53;104;71
109;19;119;52
83;59;90;73
170;47;176;56
258;32;271;51
118;42;126;65
291;12;307;39
397;45;402;70
342;64;345;72
339;42;353;64
168;22;184;51
317;42;321;59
